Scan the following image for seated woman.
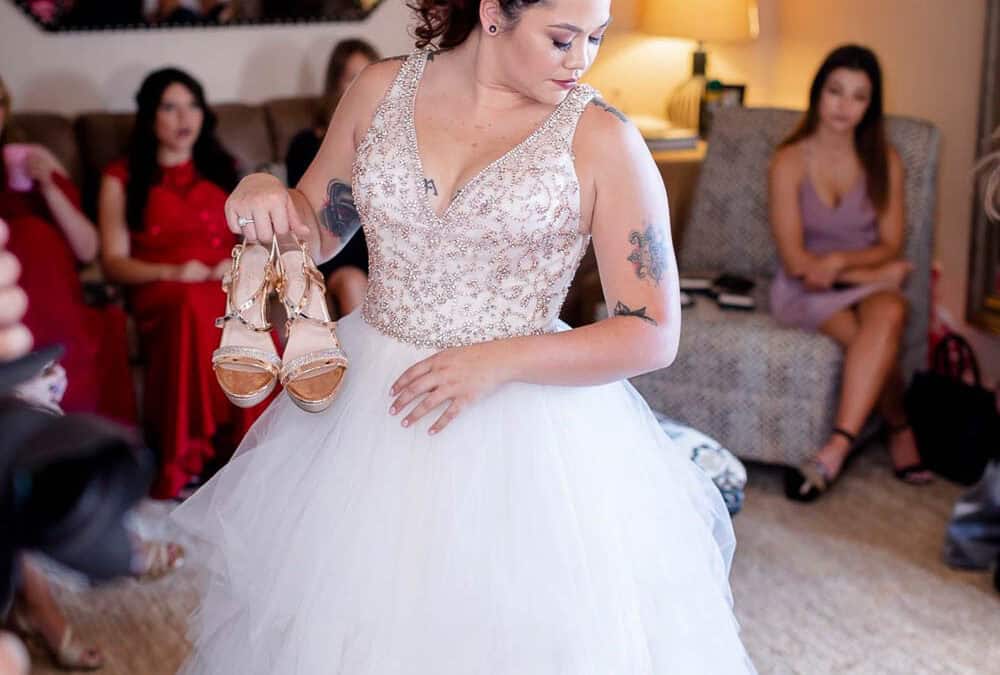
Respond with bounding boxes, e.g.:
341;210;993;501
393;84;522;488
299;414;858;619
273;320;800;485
769;45;933;501
99;67;268;499
0;74;136;426
286;38;379;315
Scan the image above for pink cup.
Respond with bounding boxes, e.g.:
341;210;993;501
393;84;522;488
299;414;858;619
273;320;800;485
3;144;34;192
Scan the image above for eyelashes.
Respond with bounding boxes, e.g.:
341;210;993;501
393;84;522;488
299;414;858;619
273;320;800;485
552;36;604;52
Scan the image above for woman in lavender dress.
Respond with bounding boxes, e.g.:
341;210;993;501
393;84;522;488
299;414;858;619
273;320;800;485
770;45;933;502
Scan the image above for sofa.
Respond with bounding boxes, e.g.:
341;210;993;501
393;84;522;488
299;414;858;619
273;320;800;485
629;107;940;467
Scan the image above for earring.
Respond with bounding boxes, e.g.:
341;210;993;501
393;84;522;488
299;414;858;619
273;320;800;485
488;25;497;34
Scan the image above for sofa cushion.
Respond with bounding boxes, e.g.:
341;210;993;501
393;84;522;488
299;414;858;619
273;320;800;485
214;103;275;177
9;113;82;186
630;292;843;466
264;96;319;171
75;112;134;214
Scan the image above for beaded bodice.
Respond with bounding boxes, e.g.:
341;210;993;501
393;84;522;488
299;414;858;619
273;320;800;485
354;49;595;349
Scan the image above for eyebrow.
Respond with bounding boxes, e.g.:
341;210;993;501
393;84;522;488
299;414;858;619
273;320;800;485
547;17;612;33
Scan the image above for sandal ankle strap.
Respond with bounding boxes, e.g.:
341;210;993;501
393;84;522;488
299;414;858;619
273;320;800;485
831;427;856;445
214;241;276;333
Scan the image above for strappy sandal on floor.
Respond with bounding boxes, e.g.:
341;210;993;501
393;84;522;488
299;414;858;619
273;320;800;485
276;237;348;413
212;239;282;408
886;423;934;485
784;427;857;502
8;607;103;671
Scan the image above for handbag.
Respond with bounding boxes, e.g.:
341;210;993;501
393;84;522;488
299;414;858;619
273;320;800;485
904;333;1000;485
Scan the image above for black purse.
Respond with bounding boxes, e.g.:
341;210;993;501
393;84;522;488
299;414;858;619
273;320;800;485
904;334;1000;485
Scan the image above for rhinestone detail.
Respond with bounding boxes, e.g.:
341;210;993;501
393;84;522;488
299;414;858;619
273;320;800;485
279;348;349;383
212;346;282;375
354;48;595;350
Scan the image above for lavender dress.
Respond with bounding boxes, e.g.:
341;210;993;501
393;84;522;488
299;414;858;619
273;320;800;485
770;175;894;330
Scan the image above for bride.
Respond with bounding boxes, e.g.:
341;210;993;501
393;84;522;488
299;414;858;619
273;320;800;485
173;0;756;672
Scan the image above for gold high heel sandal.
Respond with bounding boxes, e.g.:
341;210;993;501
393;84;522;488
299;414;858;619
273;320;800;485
212;239;282;408
9;607;104;671
276;237;348;413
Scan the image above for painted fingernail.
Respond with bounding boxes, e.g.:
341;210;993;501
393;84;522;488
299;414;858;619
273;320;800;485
428;428;437;435
389;406;396;415
401;419;409;427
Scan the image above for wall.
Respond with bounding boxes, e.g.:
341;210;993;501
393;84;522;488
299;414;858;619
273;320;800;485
587;0;998;381
0;0;413;113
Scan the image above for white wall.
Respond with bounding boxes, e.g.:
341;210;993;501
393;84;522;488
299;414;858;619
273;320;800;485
0;0;413;113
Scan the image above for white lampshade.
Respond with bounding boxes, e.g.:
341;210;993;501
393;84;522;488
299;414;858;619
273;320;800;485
641;0;760;44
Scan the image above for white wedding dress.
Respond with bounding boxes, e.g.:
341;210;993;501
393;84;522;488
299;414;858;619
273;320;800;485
173;49;756;674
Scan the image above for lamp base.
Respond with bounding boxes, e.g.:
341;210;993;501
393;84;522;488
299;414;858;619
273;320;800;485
667;74;706;131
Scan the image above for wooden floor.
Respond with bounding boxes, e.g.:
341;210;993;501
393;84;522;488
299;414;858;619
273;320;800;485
26;446;1000;674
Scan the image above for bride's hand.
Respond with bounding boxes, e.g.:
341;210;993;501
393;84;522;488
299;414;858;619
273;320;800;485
389;342;511;434
224;172;310;244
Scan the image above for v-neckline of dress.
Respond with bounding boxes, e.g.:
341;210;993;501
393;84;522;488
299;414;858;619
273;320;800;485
805;173;864;212
406;49;580;222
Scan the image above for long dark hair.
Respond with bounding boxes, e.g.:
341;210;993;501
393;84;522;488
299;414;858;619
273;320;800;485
316;38;380;129
781;45;890;213
125;68;237;230
408;0;545;50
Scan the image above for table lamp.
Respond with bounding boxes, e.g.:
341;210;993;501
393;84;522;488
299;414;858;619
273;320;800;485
640;0;759;130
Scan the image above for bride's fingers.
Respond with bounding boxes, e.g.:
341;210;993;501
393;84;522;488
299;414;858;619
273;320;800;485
401;388;452;428
390;359;434;397
286;193;312;239
250;205;273;244
224;202;245;237
390;371;438;414
269;203;290;236
429;399;462;435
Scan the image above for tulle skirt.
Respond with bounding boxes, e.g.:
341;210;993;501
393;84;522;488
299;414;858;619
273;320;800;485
172;311;756;674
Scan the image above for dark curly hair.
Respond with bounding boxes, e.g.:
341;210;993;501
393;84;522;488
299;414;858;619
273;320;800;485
408;0;546;50
125;68;237;230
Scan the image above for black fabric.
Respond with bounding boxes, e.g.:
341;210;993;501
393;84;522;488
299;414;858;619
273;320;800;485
904;334;1000;485
944;460;1000;570
284;128;369;277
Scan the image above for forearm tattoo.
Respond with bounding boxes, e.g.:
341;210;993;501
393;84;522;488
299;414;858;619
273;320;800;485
614;301;657;326
319;179;361;241
424;178;438;196
627;224;668;286
588;97;628;124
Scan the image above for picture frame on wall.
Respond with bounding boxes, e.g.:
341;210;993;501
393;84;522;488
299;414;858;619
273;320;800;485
700;83;746;137
11;0;381;31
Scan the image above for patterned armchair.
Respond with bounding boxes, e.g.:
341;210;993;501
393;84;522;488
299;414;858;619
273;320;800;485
630;107;940;466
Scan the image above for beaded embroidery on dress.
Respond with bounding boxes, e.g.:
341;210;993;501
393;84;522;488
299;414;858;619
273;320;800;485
356;49;591;348
173;49;756;674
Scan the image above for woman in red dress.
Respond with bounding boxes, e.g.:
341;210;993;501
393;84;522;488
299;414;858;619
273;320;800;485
99;67;268;499
0;74;136;426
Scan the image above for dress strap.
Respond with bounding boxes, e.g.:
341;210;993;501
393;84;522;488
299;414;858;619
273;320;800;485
549;84;598;148
386;48;430;102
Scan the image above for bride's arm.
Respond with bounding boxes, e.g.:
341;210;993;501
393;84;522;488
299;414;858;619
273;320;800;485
496;101;680;386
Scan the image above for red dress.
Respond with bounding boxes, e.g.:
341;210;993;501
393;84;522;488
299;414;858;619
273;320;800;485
1;171;137;426
104;159;269;498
